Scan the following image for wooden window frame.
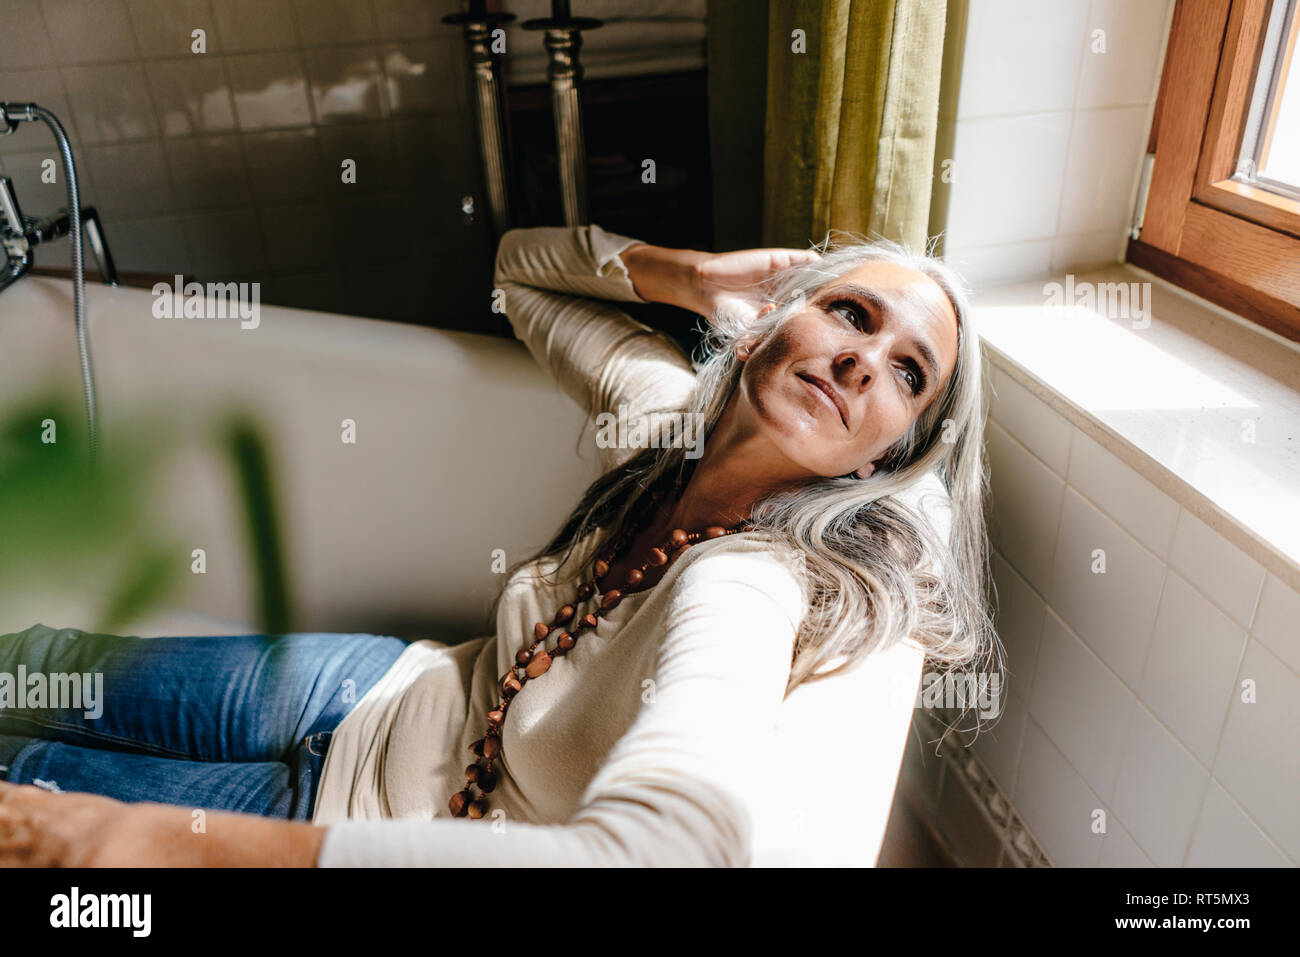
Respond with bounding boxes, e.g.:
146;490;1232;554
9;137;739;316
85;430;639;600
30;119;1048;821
1128;0;1300;343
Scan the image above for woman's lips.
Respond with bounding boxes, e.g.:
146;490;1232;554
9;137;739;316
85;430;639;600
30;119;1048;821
796;372;849;428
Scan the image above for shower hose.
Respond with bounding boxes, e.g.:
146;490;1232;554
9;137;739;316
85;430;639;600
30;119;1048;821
1;102;98;454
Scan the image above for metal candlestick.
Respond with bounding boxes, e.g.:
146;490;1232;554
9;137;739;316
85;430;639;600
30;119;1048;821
443;1;516;237
523;1;602;227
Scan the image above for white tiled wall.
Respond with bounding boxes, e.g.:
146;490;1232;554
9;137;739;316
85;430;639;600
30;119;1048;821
977;362;1297;867
937;0;1174;285
902;0;1299;868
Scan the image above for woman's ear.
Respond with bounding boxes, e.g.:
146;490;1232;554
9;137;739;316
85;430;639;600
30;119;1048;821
852;454;888;479
735;304;776;361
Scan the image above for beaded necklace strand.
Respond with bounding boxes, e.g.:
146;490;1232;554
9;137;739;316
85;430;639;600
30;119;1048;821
449;490;752;818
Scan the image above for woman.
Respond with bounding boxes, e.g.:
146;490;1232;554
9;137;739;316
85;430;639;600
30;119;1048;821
0;225;994;866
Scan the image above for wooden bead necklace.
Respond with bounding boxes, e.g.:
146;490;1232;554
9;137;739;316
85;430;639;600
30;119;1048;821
449;491;753;819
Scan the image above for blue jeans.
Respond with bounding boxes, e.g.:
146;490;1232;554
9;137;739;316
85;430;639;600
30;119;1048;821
0;624;406;820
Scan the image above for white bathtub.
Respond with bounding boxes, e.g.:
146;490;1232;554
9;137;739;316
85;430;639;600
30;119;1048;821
0;276;601;638
0;276;924;866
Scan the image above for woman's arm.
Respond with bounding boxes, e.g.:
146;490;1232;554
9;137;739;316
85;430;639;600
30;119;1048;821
620;242;821;323
492;227;819;444
493;226;700;441
0;782;324;866
617;243;710;314
318;541;804;867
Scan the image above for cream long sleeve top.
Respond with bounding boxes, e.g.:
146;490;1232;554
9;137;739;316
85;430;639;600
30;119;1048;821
312;225;810;867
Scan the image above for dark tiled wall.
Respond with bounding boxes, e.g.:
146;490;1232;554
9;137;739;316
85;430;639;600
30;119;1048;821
0;0;496;331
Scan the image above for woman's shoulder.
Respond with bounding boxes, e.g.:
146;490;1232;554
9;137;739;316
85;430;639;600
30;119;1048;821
662;531;807;630
501;529;807;629
674;528;805;570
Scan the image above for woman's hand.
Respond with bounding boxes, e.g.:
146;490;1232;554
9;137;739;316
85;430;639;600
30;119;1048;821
0;781;135;866
0;780;327;867
694;247;822;324
621;243;820;323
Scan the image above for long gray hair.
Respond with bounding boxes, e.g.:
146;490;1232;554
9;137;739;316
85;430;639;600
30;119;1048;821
505;233;999;709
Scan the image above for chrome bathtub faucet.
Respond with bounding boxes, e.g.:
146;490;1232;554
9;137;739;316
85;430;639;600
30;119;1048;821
0;104;117;295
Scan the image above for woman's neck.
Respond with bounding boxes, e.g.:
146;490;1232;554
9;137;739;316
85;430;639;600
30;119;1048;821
601;403;809;591
651;395;812;534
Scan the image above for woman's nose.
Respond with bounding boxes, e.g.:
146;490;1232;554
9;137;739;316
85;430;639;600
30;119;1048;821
834;343;886;390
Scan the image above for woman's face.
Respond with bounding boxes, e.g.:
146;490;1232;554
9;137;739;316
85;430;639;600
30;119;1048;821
735;260;961;479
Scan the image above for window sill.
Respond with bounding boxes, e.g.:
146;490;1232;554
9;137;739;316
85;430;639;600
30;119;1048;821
970;263;1300;592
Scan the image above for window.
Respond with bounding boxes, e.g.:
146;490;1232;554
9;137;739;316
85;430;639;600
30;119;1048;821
1239;0;1300;198
1128;0;1300;343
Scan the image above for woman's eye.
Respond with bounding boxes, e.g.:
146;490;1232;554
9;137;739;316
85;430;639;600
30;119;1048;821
829;300;864;329
897;364;925;396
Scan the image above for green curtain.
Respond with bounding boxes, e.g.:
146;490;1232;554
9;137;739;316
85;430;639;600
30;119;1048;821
760;0;948;251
